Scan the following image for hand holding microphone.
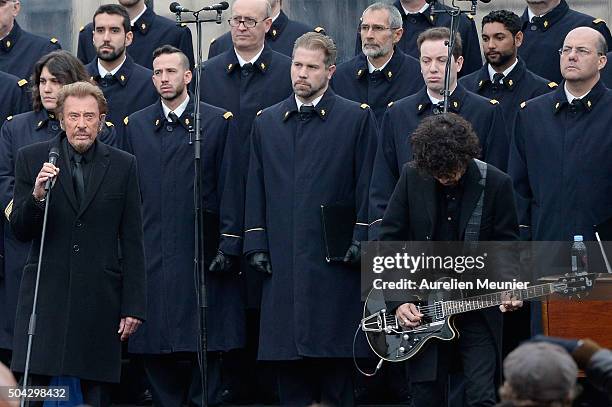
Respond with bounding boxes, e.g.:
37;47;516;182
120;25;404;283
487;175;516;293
33;147;60;201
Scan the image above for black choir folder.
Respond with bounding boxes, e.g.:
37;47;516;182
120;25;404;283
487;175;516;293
320;203;355;262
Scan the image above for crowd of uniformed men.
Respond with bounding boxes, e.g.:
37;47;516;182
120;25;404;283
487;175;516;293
1;0;612;405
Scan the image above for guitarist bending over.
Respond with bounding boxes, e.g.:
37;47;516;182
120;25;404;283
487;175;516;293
379;113;522;407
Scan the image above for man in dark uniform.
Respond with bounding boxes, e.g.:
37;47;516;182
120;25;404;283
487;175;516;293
208;0;318;59
509;27;611;245
461;10;557;126
9;81;145;407
0;0;61;81
333;2;422;124
369;27;509;240
354;0;481;76
518;0;612;83
0;70;27;127
85;4;157;144
380;113;521;407
126;45;244;407
244;32;377;406
78;0;194;70
199;0;292;400
601;50;612;87
0;51;116;367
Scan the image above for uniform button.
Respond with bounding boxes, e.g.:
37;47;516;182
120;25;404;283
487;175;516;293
447;216;452;221
530;25;537;31
76;220;83;227
51;124;59;131
73;244;80;252
410;18;416;24
166;125;174;132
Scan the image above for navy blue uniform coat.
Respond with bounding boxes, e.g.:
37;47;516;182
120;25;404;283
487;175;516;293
9;135;145;383
518;0;612;83
243;90;377;360
78;7;194;70
0;22;61;80
354;1;482;76
125;99;246;353
369;85;509;239
508;81;612;243
332;49;423;124
207;10;312;59
0;71;28;126
0;110;116;352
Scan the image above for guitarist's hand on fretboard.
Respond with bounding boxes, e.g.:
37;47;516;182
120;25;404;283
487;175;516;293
500;292;523;313
395;303;424;327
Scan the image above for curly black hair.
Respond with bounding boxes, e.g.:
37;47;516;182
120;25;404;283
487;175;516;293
410;113;481;179
482;10;522;36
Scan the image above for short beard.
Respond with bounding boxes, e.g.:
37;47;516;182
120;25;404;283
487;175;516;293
293;83;325;100
363;43;392;59
97;45;126;62
161;85;186;102
487;51;514;68
118;0;141;7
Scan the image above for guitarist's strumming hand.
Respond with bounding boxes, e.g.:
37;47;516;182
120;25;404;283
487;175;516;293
395;303;424;327
500;292;523;312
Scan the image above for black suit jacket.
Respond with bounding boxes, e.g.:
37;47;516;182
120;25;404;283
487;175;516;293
9;134;145;383
379;160;519;382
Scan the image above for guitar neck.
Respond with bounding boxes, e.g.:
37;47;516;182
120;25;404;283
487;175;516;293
442;283;556;316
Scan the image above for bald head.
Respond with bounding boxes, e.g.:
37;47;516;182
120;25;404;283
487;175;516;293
232;0;272;19
566;27;608;55
560;26;607;90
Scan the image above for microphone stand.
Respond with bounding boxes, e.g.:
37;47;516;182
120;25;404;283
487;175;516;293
173;7;223;407
428;0;478;113
20;177;56;407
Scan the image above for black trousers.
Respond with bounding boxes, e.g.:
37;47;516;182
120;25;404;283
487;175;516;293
276;358;354;406
410;313;497;407
25;374;111;407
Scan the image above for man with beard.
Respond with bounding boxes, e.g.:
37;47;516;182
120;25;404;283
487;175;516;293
460;10;557;126
354;0;482;76
332;2;422;125
244;32;377;406
518;0;612;83
208;0;318;59
125;45;243;407
85;4;157;144
369;27;509;240
0;0;61;82
78;0;194;70
0;51;116;367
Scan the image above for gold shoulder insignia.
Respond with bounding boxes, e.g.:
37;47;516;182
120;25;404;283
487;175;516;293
548;81;558;89
489;99;499;105
256;110;263;116
466;14;474;20
181;23;187;27
360;103;370;109
105;121;114;127
17;79;27;87
6;116;13;121
50;38;58;44
387;101;394;108
211;37;216;44
314;26;325;34
520;101;527;109
79;26;85;32
593;18;606;25
4;199;13;221
223;111;234;120
123;116;129;125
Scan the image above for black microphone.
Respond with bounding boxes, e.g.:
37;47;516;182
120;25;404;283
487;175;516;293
203;2;229;11
44;147;60;191
170;2;190;13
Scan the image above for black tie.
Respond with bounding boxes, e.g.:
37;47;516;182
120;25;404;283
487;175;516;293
299;105;316;121
492;73;504;88
241;62;254;77
101;73;114;87
73;153;85;206
569;98;584;113
168;111;180;124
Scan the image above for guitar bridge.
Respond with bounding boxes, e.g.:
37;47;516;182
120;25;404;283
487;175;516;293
361;310;398;333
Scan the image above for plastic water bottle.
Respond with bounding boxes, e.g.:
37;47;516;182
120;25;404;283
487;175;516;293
571;235;588;274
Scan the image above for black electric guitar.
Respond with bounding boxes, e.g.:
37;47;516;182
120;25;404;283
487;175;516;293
361;274;595;362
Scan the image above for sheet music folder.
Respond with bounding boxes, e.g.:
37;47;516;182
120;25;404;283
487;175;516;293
320;203;355;262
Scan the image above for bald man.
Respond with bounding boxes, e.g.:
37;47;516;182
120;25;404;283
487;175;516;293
509;27;611;245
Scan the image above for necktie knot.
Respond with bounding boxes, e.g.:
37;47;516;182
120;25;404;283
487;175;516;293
168;111;180;123
241;62;254;76
299;104;316;120
492;73;505;85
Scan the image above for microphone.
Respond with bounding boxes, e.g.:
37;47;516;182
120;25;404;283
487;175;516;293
203;2;229;11
169;2;190;13
45;147;60;191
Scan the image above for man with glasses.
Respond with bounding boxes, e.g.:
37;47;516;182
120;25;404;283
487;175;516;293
354;0;482;77
509;27;611;244
333;2;422;125
0;0;61;82
199;0;292;402
518;0;612;83
208;0;318;59
78;0;194;70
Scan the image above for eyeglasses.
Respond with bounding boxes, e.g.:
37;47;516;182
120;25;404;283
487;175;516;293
228;17;261;28
359;24;397;33
558;46;604;57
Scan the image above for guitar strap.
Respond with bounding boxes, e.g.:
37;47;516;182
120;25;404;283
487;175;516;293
463;159;487;251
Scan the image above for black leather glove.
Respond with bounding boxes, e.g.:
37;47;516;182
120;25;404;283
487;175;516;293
209;250;235;273
343;240;361;265
248;251;272;275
